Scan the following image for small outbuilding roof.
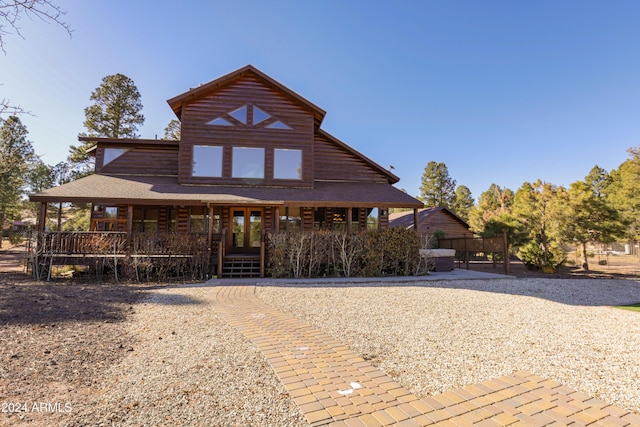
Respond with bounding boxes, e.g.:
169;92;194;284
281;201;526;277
389;206;470;229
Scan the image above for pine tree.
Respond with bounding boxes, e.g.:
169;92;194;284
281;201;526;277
163;119;181;140
419;161;456;208
451;185;474;221
68;73;144;177
0;116;35;247
557;172;625;270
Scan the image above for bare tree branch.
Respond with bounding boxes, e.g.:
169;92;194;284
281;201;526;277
0;84;32;116
1;98;31;116
0;0;72;54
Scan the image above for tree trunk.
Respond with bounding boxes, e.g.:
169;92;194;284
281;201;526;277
581;242;589;270
0;211;4;249
57;202;63;231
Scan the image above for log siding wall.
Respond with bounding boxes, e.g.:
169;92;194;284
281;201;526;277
96;145;179;176
313;133;389;183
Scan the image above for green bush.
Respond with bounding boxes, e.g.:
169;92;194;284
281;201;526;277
518;242;565;271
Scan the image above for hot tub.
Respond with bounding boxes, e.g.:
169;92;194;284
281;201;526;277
419;248;456;271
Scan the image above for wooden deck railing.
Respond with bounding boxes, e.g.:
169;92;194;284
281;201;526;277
40;231;129;255
34;231;224;280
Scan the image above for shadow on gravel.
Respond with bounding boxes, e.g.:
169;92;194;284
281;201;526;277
0;272;172;326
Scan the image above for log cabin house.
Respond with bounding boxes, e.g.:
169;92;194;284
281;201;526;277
30;65;423;278
389;207;472;239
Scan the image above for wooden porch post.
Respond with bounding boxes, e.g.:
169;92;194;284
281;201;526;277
274;206;280;232
346;207;352;233
208;204;215;276
503;229;510;275
38;202;47;233
207;204;215;248
126;205;133;253
413;208;419;232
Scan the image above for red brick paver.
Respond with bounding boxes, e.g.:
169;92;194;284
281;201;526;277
212;284;639;426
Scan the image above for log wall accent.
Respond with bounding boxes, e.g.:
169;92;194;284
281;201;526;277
302;207;314;231
176;207;189;233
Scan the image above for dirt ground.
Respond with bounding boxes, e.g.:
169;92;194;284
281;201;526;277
0;239;639;425
0;241;164;426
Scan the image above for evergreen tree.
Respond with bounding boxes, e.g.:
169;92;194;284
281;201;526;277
0;116;35;247
557;175;625;270
512;180;564;270
163;119;181;140
419;161;456;208
607;148;640;241
68;73;144;177
451;185;474;221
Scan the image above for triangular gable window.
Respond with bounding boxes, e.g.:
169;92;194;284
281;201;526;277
207;117;233;126
206;104;291;129
267;120;291;130
253;105;271;125
229;105;247;124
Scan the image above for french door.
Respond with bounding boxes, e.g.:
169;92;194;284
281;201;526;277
230;208;263;252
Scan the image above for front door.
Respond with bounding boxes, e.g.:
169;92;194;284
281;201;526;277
230;208;263;253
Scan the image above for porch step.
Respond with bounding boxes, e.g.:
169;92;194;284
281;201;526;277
221;255;261;278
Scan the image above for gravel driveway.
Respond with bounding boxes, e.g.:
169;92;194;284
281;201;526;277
257;277;640;414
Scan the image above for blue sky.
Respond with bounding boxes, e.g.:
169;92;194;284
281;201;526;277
1;0;639;201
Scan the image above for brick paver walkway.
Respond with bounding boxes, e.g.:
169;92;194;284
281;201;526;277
212;284;640;426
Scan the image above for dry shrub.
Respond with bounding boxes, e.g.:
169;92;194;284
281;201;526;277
266;228;421;278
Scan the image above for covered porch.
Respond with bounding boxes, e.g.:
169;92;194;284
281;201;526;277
30;174;423;279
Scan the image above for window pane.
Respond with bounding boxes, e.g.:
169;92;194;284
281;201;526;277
232;147;264;179
274;149;302;180
229;105;247;124
103;148;127;166
287;207;301;232
333;208;347;232
193;145;223;177
253;105;271;125
367;208;379;230
189;206;208;233
104;207;118;218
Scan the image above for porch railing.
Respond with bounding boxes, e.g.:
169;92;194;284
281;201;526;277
34;231;224;280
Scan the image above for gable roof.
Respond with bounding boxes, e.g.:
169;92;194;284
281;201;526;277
167;65;327;127
317;129;400;184
389;206;470;229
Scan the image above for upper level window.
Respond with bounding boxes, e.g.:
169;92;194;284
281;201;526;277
232;147;264;179
253;105;270;125
207;117;232;126
274;149;302;180
266;121;291;130
229;105;247;124
103;148;128;166
192;145;223;177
